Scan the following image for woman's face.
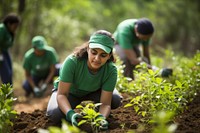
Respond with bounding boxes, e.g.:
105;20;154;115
7;23;19;34
87;48;111;72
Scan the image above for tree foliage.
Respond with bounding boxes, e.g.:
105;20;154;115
0;0;199;59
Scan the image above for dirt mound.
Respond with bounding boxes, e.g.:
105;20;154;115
11;89;200;133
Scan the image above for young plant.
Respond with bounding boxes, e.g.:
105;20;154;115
0;84;17;133
76;102;104;133
124;51;200;122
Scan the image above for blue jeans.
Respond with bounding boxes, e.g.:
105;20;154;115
0;51;12;84
22;64;60;95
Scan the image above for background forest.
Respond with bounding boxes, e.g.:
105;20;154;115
0;0;200;85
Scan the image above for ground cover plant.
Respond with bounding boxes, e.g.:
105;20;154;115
10;50;200;133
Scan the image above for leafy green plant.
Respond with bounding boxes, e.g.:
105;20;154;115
38;119;85;133
115;56;133;93
76;103;104;133
0;84;17;133
123;50;200;122
128;111;177;133
150;111;177;133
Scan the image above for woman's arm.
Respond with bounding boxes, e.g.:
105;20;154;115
99;90;112;118
57;81;72;115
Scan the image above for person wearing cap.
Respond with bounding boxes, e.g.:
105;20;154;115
22;36;60;97
113;18;154;79
46;30;122;130
114;18;173;79
0;13;21;84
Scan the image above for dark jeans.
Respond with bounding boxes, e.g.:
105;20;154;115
46;89;122;124
22;64;60;95
0;51;12;84
114;44;141;79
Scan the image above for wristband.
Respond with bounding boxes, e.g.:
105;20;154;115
66;109;75;122
96;114;106;119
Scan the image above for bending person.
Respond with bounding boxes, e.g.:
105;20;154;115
46;30;122;130
22;36;60;97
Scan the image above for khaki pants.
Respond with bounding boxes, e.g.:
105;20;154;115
114;44;141;79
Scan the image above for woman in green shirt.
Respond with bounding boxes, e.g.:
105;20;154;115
46;30;122;130
0;13;20;84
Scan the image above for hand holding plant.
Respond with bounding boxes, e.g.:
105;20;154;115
66;109;82;126
76;103;109;132
95;114;108;130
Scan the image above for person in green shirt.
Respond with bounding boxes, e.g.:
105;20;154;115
22;36;60;97
46;30;122;130
0;13;21;84
113;18;154;79
114;18;172;79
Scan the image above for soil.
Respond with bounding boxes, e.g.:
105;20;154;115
11;86;200;133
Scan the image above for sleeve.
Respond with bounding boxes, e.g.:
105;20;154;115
59;55;76;83
23;55;31;71
49;50;58;65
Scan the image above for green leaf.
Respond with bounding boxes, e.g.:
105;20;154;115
175;80;182;88
148;69;154;75
76;105;83;109
124;103;133;108
134;106;140;113
78;120;87;126
141;111;146;117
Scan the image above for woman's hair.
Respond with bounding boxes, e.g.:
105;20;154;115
73;30;116;62
2;13;21;25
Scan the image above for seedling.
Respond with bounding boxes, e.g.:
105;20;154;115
76;102;104;133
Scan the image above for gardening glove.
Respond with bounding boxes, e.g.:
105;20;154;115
96;114;108;130
161;68;173;77
41;83;47;92
33;87;42;97
66;109;82;127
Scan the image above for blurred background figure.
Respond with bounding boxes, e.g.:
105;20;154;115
114;18;172;79
0;13;21;85
22;36;61;97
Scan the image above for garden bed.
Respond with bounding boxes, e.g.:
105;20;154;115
11;90;200;133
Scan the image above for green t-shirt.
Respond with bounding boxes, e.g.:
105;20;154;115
54;54;117;97
113;19;150;49
0;23;14;51
23;46;58;77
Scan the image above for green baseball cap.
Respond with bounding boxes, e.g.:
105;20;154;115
89;33;114;53
32;36;48;50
